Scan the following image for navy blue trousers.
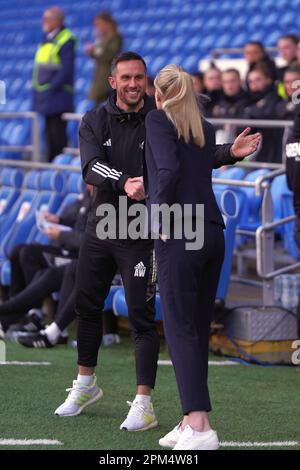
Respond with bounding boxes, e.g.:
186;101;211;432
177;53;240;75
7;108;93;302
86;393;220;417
155;222;225;415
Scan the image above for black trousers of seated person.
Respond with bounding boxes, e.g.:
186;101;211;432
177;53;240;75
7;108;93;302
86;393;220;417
75;231;159;389
1;257;119;337
9;243;67;297
155;222;225;415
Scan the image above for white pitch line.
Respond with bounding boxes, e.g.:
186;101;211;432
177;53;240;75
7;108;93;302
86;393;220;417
158;360;239;366
0;361;51;366
0;439;63;446
220;441;299;448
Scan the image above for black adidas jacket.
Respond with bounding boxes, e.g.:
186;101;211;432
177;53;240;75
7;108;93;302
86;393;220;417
79;92;241;231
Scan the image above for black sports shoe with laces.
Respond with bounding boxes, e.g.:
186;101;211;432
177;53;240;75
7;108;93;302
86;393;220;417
17;332;68;348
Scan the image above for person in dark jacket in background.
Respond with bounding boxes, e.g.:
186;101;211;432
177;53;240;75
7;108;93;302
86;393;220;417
244;41;277;84
216;69;250;119
276;66;300;121
202;66;223;117
145;64;260;450
243;63;283;163
190;71;205;96
277;34;299;82
86;11;122;105
32;6;76;161
285;109;300;347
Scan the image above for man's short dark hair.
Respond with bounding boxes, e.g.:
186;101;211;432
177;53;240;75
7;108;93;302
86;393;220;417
244;41;266;52
190;71;204;80
223;68;241;78
279;34;299;45
250;62;273;80
111;51;147;75
284;65;300;76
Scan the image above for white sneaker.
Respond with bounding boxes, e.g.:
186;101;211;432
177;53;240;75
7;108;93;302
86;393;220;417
173;425;219;450
159;423;182;448
54;376;103;417
120;400;158;431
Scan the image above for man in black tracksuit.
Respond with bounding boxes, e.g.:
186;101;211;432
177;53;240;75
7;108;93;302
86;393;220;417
285;108;300;342
54;51;264;428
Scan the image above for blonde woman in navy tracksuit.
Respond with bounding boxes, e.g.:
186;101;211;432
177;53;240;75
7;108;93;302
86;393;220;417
145;65;259;450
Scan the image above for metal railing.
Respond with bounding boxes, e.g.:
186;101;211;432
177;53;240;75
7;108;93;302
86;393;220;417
59;114;295;157
209;117;293;129
0;111;40;162
0;158;81;173
0;112;292;161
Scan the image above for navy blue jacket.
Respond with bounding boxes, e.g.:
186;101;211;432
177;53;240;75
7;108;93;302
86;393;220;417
144;109;225;232
32;28;75;116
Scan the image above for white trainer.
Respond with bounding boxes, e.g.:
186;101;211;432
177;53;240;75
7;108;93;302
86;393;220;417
159;423;182;448
54;376;103;417
120;400;158;431
173;425;219;450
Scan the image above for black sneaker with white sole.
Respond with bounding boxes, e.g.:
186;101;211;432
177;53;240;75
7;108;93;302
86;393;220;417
7;309;45;334
17;332;68;348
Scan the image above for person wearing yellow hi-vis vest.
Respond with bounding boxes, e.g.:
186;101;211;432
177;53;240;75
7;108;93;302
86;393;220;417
32;7;76;161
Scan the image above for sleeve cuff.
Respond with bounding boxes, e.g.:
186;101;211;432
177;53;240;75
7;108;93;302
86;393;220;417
117;174;130;192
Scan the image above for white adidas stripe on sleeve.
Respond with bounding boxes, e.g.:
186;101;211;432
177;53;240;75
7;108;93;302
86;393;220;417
91;167;120;181
94;162;122;177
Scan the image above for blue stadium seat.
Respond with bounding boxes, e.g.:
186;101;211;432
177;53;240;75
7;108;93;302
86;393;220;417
0;170;65;270
0;170;40;267
25;170;67;245
213;167;246;206
70;156;81;167
113;288;163;321
52;153;73;165
0;168;23;219
216;189;246;300
271;174;292;236
281;193;300;260
237;169;270;232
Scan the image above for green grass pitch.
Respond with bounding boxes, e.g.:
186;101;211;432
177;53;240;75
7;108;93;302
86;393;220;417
0;335;299;450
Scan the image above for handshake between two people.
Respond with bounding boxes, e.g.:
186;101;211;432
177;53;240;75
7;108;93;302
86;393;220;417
124;127;262;202
124;176;146;201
